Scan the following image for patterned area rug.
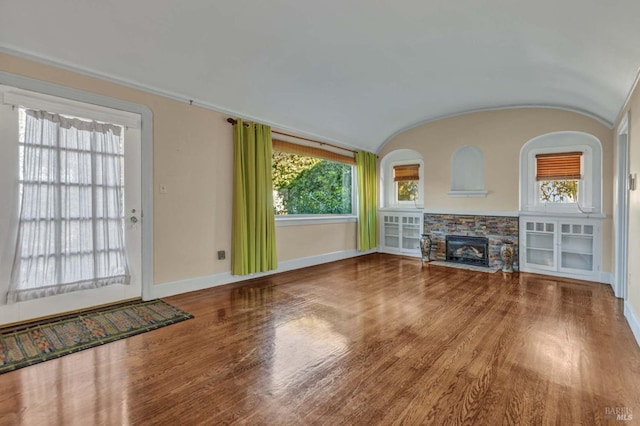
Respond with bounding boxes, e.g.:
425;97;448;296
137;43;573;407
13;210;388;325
0;300;193;374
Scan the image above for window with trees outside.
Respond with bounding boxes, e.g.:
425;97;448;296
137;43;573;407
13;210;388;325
394;164;419;202
272;140;354;215
536;152;581;204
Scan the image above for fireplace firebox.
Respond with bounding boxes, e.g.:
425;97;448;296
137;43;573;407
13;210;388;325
446;235;489;267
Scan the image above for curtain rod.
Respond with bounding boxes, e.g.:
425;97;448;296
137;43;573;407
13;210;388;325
226;118;357;154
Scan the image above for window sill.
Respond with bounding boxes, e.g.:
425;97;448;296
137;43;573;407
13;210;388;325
519;210;606;219
275;215;357;227
380;204;424;211
447;190;488;198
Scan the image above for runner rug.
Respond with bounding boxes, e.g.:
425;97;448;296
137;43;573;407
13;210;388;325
0;299;193;374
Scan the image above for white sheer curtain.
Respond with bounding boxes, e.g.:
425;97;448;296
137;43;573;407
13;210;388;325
7;110;129;303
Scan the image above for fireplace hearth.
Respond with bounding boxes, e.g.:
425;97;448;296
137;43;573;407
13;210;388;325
446;235;489;267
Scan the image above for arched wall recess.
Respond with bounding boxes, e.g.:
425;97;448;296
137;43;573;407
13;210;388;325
519;131;603;215
448;145;488;197
380;149;424;209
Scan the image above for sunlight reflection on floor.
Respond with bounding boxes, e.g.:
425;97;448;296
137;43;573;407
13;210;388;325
270;316;348;393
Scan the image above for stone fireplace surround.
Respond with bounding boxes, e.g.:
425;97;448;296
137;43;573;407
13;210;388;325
423;213;519;270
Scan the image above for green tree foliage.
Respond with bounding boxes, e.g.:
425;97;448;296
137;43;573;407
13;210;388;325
272;151;352;215
272;151;320;189
539;180;578;202
397;181;418;201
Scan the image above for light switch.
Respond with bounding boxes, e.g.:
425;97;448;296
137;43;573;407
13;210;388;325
159;184;168;194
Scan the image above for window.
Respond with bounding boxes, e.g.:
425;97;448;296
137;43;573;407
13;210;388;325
379;149;424;209
538;180;578;203
10;108;129;302
394;164;419;202
272;140;354;215
536;152;582;204
519;131;602;214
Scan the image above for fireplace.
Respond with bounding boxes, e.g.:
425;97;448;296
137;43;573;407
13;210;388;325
446;235;489;267
424;214;519;268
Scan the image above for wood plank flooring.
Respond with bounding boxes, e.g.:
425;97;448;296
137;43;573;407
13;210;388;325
0;253;639;425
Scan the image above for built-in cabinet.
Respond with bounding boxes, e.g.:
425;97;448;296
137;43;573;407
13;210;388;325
520;216;601;280
380;211;423;257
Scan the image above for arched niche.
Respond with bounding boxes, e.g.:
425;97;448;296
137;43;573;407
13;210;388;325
448;145;488;197
519;131;603;214
380;149;424;208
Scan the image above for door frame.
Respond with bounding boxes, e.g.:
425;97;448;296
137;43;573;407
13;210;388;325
614;112;630;299
0;71;154;301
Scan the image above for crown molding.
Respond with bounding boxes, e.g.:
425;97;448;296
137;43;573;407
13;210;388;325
378;105;614;154
0;45;364;153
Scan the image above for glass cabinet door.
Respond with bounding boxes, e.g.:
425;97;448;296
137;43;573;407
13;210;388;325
383;215;400;249
524;220;556;270
401;215;422;251
559;222;594;273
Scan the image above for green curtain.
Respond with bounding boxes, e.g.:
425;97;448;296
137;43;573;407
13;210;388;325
355;151;378;251
232;119;277;275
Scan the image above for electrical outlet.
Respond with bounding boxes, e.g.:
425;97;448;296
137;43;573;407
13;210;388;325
217;250;226;260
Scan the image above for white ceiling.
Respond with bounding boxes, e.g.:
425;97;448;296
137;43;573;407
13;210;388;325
2;0;640;152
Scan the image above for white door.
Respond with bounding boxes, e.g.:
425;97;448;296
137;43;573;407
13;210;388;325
0;88;142;325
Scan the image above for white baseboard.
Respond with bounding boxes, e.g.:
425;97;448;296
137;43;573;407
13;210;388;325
624;301;640;348
599;272;613;286
150;248;377;299
519;267;612;285
378;248;422;258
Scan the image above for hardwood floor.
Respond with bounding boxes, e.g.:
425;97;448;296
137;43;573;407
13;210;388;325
0;253;639;425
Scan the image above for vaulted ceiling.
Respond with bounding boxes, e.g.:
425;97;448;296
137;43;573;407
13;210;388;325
2;0;640;152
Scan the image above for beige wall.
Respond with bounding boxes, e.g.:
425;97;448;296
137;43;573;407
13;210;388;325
379;108;614;272
277;222;357;261
0;53;357;285
617;84;640;318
